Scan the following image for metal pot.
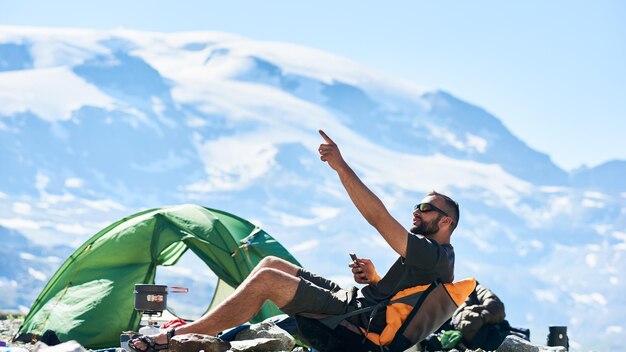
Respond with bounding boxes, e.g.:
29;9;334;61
134;284;168;313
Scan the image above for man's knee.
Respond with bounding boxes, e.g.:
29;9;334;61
258;255;280;268
250;268;300;306
258;256;293;270
252;267;283;283
256;256;300;277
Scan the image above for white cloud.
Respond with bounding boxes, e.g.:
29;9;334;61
130;151;188;173
12;202;32;215
605;326;623;335
539;186;570;193
585;253;598;268
428;125;465;150
80;199;125;212
520;195;575;228
158;260;218;283
186;133;278;192
160;265;193;277
465;133;488;153
592;224;611;235
25;28;110;68
0;217;40;230
310;206;342;220
275;206;342;228
35;173;50;192
290;239;320;253
65;178;84;188
612;231;626;241
278;213;319;227
47;256;62;263
424;126;488;154
530;240;544;250
185;116;208;128
533;289;558;303
614;242;626;251
571;292;607;306
54;222;90;235
364;234;390;249
582;198;604;208
457;216;503;254
40;192;76;205
19;252;36;261
584;191;608;200
0;67;115;121
28;267;47;281
0;192;7;199
0;279;18;288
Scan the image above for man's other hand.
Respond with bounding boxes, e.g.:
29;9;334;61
318;130;348;172
349;258;381;285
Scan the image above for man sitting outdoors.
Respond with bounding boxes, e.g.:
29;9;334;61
130;130;460;351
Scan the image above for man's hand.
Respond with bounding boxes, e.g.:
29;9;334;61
318;130;348;172
349;258;381;285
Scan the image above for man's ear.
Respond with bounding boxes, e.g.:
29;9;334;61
440;216;452;227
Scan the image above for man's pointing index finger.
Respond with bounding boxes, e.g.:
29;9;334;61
319;130;335;145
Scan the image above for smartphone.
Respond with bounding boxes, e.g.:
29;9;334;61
349;253;360;267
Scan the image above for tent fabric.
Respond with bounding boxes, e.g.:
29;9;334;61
16;204;301;349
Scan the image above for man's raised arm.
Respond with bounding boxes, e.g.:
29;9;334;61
318;130;408;257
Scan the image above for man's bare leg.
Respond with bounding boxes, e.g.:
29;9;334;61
130;258;302;350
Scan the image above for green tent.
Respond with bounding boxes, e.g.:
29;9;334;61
16;204;301;349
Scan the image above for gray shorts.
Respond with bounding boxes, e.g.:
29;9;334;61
280;277;358;316
280;269;385;332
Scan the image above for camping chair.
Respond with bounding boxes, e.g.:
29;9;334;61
295;278;476;352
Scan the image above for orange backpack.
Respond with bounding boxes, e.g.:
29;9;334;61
296;278;476;352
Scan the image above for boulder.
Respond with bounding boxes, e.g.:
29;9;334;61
234;321;295;351
169;333;231;352
496;335;567;352
230;337;292;352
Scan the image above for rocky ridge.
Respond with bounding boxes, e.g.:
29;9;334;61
1;313;567;352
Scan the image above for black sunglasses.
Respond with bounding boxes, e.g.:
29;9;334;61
414;203;449;217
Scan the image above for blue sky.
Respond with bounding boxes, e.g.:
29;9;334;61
2;0;624;170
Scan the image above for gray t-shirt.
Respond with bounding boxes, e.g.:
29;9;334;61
360;233;455;303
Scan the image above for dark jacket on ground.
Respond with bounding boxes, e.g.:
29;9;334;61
451;282;505;342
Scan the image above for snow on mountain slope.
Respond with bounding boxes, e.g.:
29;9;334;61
0;26;624;350
0;66;115;120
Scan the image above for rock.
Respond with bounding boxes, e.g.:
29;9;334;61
496;335;568;352
540;348;567;352
229;337;293;352
169;333;231;352
496;335;540;352
31;342;49;351
234;321;295;351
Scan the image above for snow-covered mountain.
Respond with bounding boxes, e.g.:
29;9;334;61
0;25;624;350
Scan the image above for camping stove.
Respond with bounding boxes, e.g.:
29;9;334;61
134;284;188;323
134;284;167;326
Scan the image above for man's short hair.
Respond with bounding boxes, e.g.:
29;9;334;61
428;190;460;232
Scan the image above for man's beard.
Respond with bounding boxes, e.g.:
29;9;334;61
410;214;442;236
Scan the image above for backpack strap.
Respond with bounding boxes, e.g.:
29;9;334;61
319;282;437;330
319;300;385;330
